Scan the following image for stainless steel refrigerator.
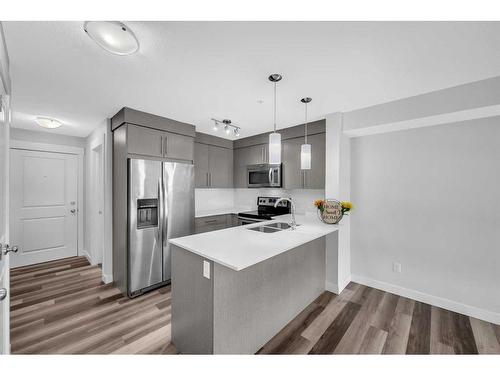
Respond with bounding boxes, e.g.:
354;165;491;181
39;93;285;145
128;158;194;297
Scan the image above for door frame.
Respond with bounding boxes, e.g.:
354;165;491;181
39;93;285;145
91;142;104;265
10;140;84;258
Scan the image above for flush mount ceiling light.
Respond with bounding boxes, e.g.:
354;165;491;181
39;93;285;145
35;116;62;129
300;97;312;170
268;74;283;165
211;118;241;137
84;21;139;56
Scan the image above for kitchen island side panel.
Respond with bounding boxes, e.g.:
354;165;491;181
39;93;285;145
213;237;326;354
171;245;214;354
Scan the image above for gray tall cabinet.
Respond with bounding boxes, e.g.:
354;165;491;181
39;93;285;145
111;107;196;295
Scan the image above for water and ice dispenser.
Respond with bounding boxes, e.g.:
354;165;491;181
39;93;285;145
136;198;158;229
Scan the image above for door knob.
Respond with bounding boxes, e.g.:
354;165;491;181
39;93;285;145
0;288;6;301
3;244;18;255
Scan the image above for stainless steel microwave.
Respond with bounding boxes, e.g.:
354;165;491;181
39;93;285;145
247;164;282;188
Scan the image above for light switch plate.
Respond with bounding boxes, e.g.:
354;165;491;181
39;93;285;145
203;260;211;279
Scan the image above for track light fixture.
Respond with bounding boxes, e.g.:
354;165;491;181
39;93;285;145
211;118;241;137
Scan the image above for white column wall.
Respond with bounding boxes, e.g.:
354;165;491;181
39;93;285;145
325;112;351;293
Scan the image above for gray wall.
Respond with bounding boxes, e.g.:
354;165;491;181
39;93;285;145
350;116;500;315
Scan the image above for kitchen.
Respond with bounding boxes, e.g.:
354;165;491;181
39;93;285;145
1;16;500;365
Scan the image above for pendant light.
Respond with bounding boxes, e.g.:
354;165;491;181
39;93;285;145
268;74;282;164
300;97;312;170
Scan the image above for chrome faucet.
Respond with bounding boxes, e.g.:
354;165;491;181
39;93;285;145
275;197;297;230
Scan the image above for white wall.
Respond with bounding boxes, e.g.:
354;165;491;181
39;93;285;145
195;188;324;215
10;128;86;148
350;116;500;322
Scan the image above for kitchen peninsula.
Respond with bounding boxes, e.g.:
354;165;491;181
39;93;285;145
169;214;339;354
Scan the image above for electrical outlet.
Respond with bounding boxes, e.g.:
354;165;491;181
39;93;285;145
393;262;402;273
203;260;211;279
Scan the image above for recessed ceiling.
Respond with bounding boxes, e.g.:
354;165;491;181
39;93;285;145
4;21;500;139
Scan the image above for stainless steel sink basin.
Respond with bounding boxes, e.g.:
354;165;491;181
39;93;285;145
247;226;282;233
246;222;300;233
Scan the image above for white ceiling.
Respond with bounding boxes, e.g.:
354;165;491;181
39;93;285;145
4;21;500;139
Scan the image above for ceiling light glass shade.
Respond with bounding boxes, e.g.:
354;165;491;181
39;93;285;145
269;132;282;164
224;125;231;134
84;21;139;55
213;123;219;131
35;117;62;129
301;143;311;170
234;128;240;137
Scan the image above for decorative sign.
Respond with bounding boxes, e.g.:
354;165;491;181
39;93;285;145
320;199;343;224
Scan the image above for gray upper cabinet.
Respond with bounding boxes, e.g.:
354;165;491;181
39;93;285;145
127;124;163;158
282;133;325;189
304;133;325;189
282;137;302;189
233;143;269;188
209;146;233;188
194;143;210;188
127;124;194;161
163;132;194;161
195;142;233;188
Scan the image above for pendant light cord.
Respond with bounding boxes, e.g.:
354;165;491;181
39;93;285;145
305;102;308;144
273;82;277;133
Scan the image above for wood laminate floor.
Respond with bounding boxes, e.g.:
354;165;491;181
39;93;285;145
10;256;500;354
10;256;176;354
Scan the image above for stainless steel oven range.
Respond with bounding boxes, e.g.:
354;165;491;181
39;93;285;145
237;196;291;225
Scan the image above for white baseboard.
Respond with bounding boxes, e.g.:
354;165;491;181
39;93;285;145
351;274;500;325
102;273;113;285
325;281;340;294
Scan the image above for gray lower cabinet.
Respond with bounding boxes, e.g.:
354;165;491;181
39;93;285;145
195;214;237;234
127;124;194;161
282;133;325;189
194;142;233;188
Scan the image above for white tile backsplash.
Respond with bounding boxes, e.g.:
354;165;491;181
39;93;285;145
195;188;325;215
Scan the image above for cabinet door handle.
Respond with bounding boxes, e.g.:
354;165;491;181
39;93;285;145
162;136;168;156
204;219;218;224
209;173;211;187
206;172;209;187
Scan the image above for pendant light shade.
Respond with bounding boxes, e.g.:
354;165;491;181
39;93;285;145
300;97;312;170
269;132;282;164
268;74;282;164
301;143;311;169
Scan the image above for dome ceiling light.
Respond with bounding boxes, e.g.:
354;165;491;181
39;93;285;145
35;116;62;129
84;21;139;56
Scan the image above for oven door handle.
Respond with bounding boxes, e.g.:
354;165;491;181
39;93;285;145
269;168;273;185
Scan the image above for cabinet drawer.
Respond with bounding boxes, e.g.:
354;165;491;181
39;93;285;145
195;214;228;233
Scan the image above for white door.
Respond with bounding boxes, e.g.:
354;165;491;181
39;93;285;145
10;149;78;268
0;95;10;354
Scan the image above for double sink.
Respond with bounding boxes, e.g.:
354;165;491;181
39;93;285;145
247;222;299;233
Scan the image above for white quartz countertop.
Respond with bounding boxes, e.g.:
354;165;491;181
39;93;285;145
169;213;339;271
195;206;253;218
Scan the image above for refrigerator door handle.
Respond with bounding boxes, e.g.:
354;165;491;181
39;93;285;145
158;177;163;254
